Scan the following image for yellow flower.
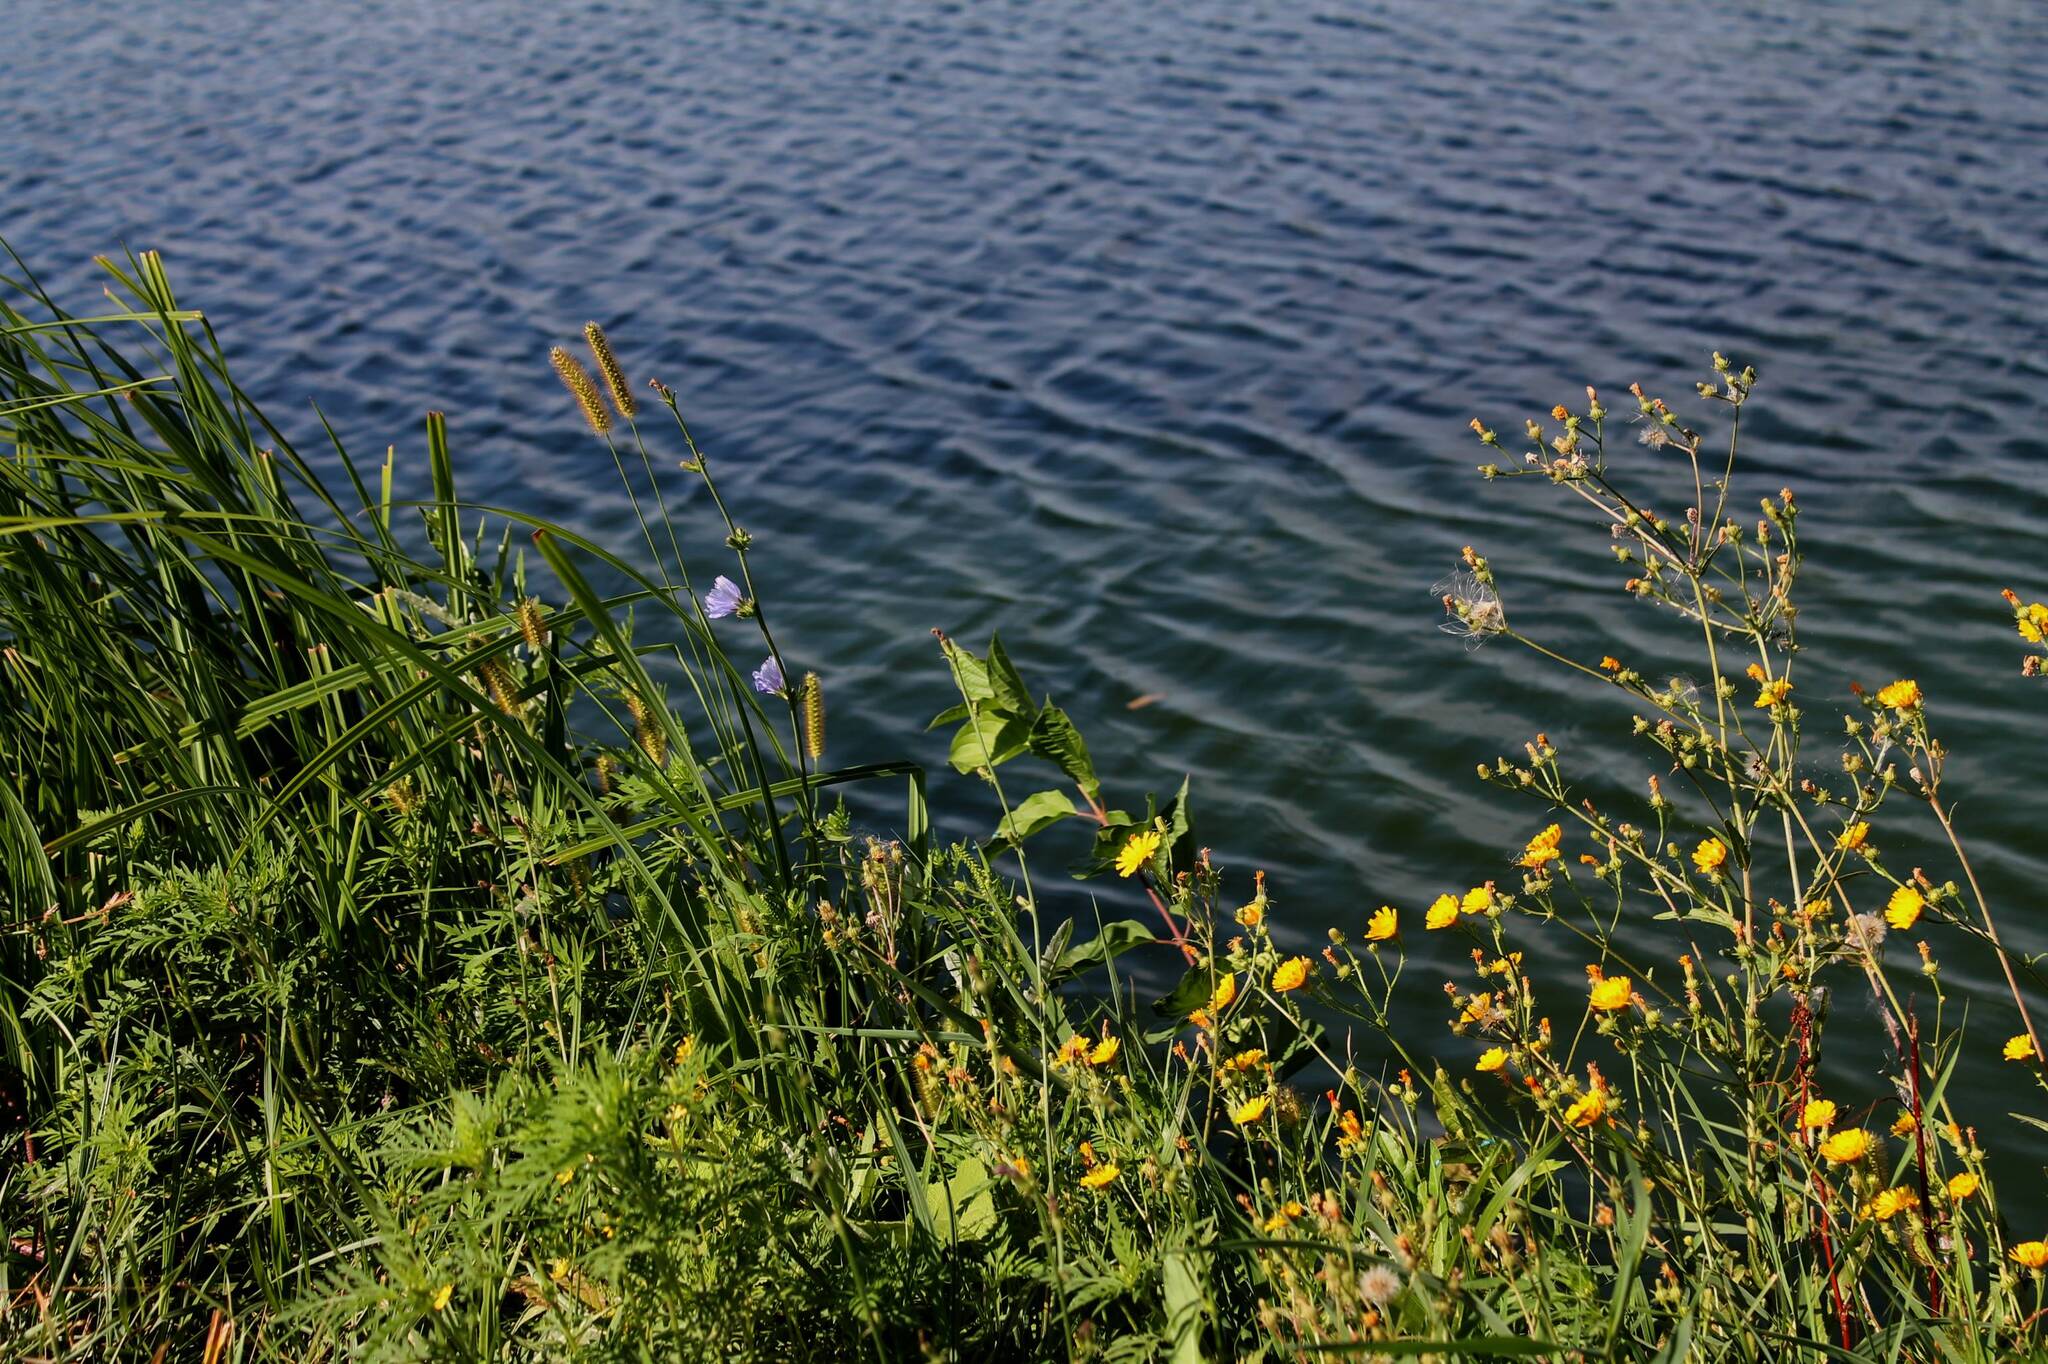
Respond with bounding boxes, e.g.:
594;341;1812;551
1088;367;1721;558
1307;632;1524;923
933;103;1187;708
1335;1107;1367;1154
1884;885;1924;930
1461;885;1495;913
432;1283;454;1312
1057;1034;1092;1066
1115;829;1161;878
1691;837;1729;876
555;1166;576;1185
1835;822;1869;852
1088;1035;1121;1066
1235;899;1265;928
1519;823;1564;868
1876;678;1922;712
2010;1240;2048;1270
1890;1111;1917;1137
1425;894;1460;930
1459;992;1494;1025
1223;1048;1266;1072
1754;677;1793;708
1563;1087;1607;1128
1208;972;1238;1013
1231;1095;1272;1125
1079;1162;1120;1190
2005;1034;2038;1062
1600;655;1622;672
2020;602;2048;643
1948;1172;1980;1200
1271;956;1311;993
1866;1187;1917;1221
1800;1099;1838;1130
1475;1047;1507;1073
1818;1128;1872;1165
1366;905;1397;941
1587;976;1633;1012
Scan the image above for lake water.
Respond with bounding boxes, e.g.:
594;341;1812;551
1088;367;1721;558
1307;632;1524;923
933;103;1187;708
10;0;2048;1180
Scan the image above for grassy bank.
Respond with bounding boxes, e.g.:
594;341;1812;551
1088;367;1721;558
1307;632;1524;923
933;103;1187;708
4;250;2046;1361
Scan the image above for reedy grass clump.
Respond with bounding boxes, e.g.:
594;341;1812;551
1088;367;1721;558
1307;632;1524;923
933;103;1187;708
2;252;2045;1361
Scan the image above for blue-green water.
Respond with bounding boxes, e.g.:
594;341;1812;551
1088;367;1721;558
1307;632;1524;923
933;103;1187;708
9;0;2048;1180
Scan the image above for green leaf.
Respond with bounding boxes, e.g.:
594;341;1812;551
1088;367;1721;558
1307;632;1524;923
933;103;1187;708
1048;919;1159;984
948;714;1030;774
1154;962;1221;1020
991;788;1078;847
924;1155;997;1243
986;634;1036;719
1028;703;1099;800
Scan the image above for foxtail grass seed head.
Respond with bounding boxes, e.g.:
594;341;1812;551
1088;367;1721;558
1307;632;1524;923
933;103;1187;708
551;346;612;434
479;657;520;714
624;690;667;766
799;671;826;760
584;322;635;419
516;597;550;653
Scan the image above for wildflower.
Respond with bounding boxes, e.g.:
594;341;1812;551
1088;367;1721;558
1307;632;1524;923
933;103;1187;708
1836;822;1870;852
752;655;786;696
1551;404;1570;422
1948;1172;1980;1200
1461;885;1495;913
1235;898;1264;928
1079;1163;1120;1190
1056;1035;1092;1066
1884;885;1924;930
1692;837;1729;876
1115;829;1161;878
1588;976;1633;1012
1232;1095;1272;1125
1460;992;1494;1025
1223;1048;1266;1072
1800;1099;1838;1130
1208;972;1238;1012
674;1036;696;1065
1876;678;1922;712
1436;567;1506;644
1425;894;1461;930
1271;956;1312;993
1819;1128;1872;1165
2004;1034;2038;1062
432;1283;454;1312
1519;823;1564;868
2018;601;2048;643
1357;1265;1404;1306
1563;1087;1607;1128
1754;677;1793;708
1335;1107;1367;1154
1890;1111;1917;1137
1845;913;1888;950
1866;1188;1918;1221
1366;905;1397;941
1600;655;1622;671
1476;1047;1507;1073
1088;1035;1121;1066
2010;1241;2048;1270
703;575;745;619
555;1166;576;1185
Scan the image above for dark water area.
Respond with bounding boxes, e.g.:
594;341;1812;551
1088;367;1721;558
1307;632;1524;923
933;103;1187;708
10;1;2048;1182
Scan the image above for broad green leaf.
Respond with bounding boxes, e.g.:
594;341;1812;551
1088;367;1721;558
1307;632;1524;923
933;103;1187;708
948;714;1030;774
1028;703;1099;800
986;634;1036;719
1048;918;1159;984
924;1155;997;1243
992;788;1078;846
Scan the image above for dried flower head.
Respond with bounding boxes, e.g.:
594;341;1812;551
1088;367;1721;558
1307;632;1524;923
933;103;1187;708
551;346;612;435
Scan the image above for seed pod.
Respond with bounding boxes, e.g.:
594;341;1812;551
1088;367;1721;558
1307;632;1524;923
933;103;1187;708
479;657;520;714
799;671;826;760
584;322;635;420
551;346;612;434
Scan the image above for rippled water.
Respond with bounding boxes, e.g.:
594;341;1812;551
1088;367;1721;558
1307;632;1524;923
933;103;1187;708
11;1;2048;1171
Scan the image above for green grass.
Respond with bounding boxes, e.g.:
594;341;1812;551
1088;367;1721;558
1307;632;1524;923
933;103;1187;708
3;249;2046;1361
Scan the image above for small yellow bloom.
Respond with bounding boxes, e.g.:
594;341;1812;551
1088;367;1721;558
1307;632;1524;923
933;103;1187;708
1835;822;1869;852
1459;992;1494;1025
1115;829;1162;878
1425;894;1460;930
2010;1240;2048;1270
1088;1035;1121;1066
1366;904;1397;941
1563;1087;1607;1128
1866;1187;1917;1221
1335;1107;1367;1153
1948;1172;1980;1200
1818;1128;1872;1165
1599;655;1622;672
1057;1034;1092;1066
1461;885;1495;913
1754;677;1793;708
1223;1048;1266;1072
1235;899;1265;928
1884;885;1924;930
2005;1034;2038;1062
1231;1095;1272;1125
1587;976;1633;1012
556;1166;576;1185
1519;823;1564;868
1691;837;1729;876
432;1283;454;1312
2020;602;2048;644
1271;956;1311;993
1208;972;1238;1013
1476;1047;1507;1073
1800;1099;1838;1130
1876;678;1922;712
1890;1111;1917;1137
1079;1162;1120;1190
1551;404;1570;421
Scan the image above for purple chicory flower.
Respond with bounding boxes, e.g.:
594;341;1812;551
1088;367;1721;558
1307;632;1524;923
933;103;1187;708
752;655;786;696
703;575;744;619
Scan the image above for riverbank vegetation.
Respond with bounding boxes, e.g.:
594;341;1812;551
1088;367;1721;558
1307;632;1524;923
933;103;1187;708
4;251;2047;1361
